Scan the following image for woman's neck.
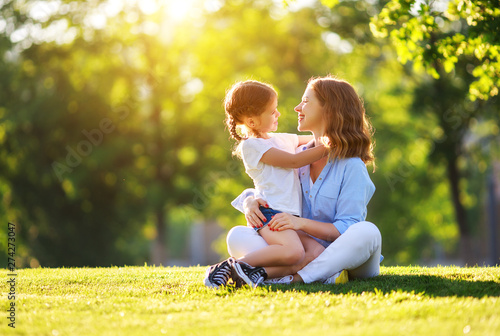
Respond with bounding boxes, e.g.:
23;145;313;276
312;131;323;146
310;130;329;183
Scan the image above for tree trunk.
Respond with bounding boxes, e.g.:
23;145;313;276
446;155;474;265
151;209;168;266
150;94;168;265
431;55;475;266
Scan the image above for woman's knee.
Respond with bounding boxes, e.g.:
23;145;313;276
347;221;382;255
353;221;381;242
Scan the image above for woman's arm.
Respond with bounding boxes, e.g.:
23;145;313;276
260;145;327;169
297;218;341;241
330;159;375;235
267;214;341;241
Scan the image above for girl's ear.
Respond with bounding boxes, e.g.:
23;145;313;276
244;117;256;128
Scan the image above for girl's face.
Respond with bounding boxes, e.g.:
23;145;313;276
295;86;325;134
250;96;280;136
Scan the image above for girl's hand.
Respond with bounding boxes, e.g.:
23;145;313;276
243;197;268;229
267;212;303;232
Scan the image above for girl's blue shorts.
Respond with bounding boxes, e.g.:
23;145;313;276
254;206;282;232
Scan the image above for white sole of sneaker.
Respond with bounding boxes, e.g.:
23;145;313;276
203;266;222;288
262;275;293;285
203;277;219;288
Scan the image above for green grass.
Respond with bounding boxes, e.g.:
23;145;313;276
1;266;499;335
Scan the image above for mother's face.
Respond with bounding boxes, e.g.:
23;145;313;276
294;86;325;134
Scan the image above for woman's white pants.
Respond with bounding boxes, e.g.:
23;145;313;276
226;221;382;283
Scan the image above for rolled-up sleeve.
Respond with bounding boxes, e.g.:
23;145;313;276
231;188;261;213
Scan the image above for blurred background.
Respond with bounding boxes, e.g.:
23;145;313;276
0;0;499;268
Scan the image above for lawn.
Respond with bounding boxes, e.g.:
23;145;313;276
1;265;499;335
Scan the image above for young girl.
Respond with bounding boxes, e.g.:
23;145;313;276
204;80;328;288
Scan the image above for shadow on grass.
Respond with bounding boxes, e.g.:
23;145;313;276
267;274;500;298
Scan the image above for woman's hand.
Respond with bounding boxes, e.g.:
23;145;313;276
243;196;268;229
267;213;303;232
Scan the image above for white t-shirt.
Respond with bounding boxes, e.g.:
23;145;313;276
240;133;301;216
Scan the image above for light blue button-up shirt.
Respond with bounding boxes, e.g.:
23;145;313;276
298;155;375;245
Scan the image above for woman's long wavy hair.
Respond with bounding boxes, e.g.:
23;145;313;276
308;76;375;169
224;80;277;141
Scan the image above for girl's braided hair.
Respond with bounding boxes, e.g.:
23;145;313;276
224;80;277;141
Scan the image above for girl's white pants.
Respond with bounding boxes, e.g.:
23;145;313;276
226;221;382;283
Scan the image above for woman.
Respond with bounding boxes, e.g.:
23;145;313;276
228;75;382;286
205;75;382;287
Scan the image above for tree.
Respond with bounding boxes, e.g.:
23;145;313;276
0;0;229;266
0;0;150;266
370;0;500;101
368;0;500;262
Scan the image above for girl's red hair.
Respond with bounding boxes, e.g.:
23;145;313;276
224;80;277;141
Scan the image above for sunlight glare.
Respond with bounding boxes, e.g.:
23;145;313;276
85;12;107;30
204;0;223;12
0;19;6;34
139;0;159;15
279;0;316;12
322;32;353;54
28;0;61;23
165;0;197;22
103;0;124;17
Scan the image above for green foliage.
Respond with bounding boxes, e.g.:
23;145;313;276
371;0;500;101
367;0;500;263
0;266;499;335
0;0;219;267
